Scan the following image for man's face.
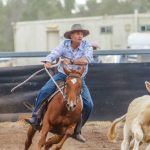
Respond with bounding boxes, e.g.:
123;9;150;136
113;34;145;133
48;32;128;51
70;31;84;44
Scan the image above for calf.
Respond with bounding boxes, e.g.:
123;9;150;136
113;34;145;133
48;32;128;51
107;85;150;150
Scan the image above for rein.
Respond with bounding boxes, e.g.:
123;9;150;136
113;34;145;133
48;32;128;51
44;67;66;100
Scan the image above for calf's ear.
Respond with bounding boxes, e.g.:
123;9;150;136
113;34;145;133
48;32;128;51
145;81;150;92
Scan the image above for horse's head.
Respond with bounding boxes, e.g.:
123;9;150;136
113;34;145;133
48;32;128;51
63;66;85;111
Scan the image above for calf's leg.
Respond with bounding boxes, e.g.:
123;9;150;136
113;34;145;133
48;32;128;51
146;144;150;150
121;124;131;150
132;119;143;150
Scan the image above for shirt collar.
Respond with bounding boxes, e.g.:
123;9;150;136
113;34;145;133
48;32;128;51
66;39;84;51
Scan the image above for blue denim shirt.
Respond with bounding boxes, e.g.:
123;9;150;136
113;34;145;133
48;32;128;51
45;39;93;77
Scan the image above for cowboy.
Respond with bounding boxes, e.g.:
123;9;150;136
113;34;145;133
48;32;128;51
25;24;94;142
91;41;101;63
91;41;100;50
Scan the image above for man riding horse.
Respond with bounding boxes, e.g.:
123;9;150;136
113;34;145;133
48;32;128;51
25;24;94;142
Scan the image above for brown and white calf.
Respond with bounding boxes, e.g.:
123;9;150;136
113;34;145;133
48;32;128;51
107;81;150;150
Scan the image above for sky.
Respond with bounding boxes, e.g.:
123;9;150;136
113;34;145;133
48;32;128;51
2;0;87;5
2;0;87;6
76;0;86;5
60;0;87;8
2;0;7;5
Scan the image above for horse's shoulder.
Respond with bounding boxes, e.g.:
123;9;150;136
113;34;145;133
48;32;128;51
48;80;65;103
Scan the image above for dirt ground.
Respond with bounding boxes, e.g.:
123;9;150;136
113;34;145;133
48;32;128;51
0;119;148;150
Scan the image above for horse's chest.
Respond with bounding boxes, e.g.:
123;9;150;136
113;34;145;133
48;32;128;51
53;113;79;126
62;114;78;124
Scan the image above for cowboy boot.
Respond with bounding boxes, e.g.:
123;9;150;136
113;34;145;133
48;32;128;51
25;107;44;130
25;114;41;130
73;132;86;143
25;100;48;129
72;115;86;143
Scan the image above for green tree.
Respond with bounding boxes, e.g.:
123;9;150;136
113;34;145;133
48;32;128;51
0;0;149;51
137;0;150;13
0;0;26;51
63;0;75;17
85;0;134;16
22;0;64;20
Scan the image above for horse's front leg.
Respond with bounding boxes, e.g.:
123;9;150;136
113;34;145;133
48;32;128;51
24;125;36;150
51;124;76;150
44;135;63;150
37;121;52;150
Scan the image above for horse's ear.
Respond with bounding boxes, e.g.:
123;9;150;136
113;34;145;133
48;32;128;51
63;66;71;75
78;66;85;76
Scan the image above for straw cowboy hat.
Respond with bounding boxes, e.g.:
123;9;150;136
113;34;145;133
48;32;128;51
64;24;89;39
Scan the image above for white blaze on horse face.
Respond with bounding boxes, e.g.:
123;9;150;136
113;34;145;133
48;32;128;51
70;101;74;108
71;78;77;84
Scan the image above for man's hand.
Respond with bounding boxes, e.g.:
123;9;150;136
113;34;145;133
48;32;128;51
44;62;52;69
63;58;71;65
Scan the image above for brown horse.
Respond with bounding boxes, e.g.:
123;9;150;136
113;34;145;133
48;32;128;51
24;66;84;150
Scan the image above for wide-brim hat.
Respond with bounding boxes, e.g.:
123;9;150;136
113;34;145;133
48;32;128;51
64;24;89;39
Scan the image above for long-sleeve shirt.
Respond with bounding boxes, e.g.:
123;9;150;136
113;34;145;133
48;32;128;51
45;39;93;77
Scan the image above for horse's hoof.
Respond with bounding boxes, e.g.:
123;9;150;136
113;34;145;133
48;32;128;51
51;144;61;150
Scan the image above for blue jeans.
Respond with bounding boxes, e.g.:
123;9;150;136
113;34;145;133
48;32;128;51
32;72;94;126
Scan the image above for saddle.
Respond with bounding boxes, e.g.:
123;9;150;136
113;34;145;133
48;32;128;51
35;80;65;125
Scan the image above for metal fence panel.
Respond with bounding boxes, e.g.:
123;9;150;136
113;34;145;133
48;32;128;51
0;63;149;121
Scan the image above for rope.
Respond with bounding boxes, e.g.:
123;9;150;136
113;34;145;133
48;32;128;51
11;68;45;92
11;57;63;93
45;67;64;96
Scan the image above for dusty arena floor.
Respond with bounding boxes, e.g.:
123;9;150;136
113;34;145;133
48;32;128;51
0;119;148;150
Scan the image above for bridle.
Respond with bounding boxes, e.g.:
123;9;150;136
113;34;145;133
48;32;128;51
63;74;82;109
